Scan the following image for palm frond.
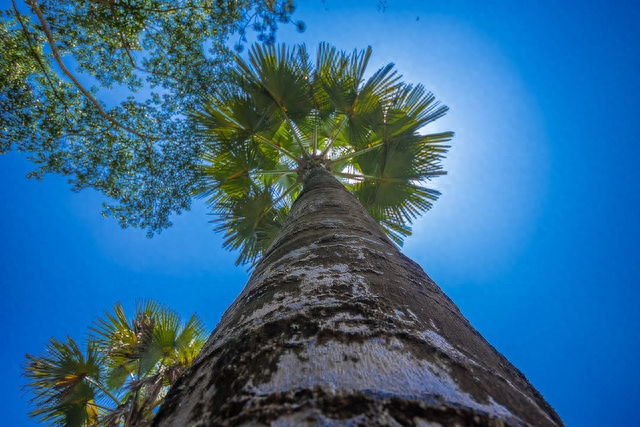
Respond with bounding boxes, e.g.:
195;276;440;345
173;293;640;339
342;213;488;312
24;336;104;427
212;184;292;266
174;313;208;366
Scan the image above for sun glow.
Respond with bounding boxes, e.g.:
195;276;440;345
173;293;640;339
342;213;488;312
276;10;551;282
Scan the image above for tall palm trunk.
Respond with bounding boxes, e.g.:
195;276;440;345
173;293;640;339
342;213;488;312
153;164;562;426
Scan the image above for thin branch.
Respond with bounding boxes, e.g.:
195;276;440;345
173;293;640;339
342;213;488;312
117;31;139;70
26;0;158;142
234;10;258;46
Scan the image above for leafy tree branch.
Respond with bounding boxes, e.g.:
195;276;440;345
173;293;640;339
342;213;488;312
23;0;158;141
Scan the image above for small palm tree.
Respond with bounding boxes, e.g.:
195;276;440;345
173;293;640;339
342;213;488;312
24;300;207;427
192;42;453;265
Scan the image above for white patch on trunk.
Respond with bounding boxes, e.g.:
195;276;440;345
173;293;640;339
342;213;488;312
239;263;373;326
249;339;519;423
290;263;373;298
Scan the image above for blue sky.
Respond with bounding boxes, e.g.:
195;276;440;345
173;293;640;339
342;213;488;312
2;0;640;425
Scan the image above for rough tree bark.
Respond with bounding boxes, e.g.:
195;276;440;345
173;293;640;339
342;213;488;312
153;164;563;426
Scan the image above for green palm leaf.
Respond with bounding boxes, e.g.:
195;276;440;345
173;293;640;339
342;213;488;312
24;336;104;427
212;184;293;266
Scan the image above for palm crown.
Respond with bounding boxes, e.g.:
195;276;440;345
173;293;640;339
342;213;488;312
23;301;207;427
192;42;453;265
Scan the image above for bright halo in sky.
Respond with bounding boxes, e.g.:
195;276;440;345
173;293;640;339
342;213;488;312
386;18;550;283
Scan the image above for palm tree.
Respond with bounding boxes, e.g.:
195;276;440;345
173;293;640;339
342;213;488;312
153;43;563;426
24;300;207;427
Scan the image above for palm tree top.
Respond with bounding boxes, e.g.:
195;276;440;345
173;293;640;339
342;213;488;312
23;300;207;427
192;42;453;266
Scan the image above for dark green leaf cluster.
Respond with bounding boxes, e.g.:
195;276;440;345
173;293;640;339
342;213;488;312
193;42;453;265
23;300;208;427
1;0;299;236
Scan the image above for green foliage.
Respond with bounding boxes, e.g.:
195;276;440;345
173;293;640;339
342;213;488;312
24;337;102;427
23;300;208;427
1;0;300;235
193;43;453;265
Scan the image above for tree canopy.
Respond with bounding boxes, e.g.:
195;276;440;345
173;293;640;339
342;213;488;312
23;300;208;427
1;0;302;234
193;43;453;265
